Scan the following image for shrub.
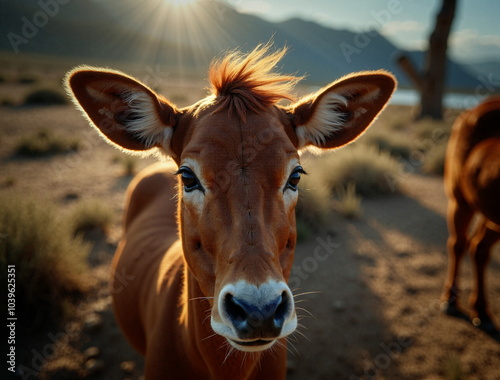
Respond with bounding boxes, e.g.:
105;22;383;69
412;117;452;141
0;196;90;325
295;175;331;241
17;74;38;84
406;118;451;176
422;142;447;175
70;199;114;237
318;144;402;196
363;129;415;160
15;129;80;157
334;182;362;219
371;104;416;132
24;87;67;105
1;97;15;106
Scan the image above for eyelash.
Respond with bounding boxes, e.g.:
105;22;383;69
285;166;306;192
176;166;204;193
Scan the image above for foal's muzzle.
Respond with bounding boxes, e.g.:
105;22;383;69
211;280;297;352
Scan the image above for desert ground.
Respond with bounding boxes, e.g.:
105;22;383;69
1;76;500;380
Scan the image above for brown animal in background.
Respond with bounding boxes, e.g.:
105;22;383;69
65;45;395;379
441;97;500;332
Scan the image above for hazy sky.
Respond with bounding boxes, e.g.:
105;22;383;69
222;0;500;64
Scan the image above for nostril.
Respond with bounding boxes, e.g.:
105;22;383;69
224;294;247;322
274;291;290;326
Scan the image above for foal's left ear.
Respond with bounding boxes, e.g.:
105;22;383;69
288;71;396;149
65;66;180;155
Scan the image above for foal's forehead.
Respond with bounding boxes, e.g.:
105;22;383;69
182;109;299;167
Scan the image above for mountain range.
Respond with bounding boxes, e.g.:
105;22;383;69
1;0;498;91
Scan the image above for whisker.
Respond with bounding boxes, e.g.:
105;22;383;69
269;342;281;360
222;345;236;365
202;314;212;325
275;339;295;357
295;307;315;319
293;328;310;342
296;322;309;330
293;290;321;298
189;296;215;302
286;339;300;357
202;332;218;341
293;299;311;305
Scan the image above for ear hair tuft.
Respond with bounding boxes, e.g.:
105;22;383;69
295;93;348;148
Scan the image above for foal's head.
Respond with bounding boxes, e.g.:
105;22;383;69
66;45;396;352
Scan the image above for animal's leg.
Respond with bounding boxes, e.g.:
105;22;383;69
441;196;474;313
468;220;499;331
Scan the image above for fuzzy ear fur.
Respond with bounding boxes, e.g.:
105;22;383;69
289;71;396;150
65;66;180;156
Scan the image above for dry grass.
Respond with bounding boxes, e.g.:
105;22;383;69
70;199;115;237
295;139;403;233
15;129;80;157
318;144;402;196
295;173;331;241
422;142;447;175
0;195;90;325
334;182;362;219
363;129;415;160
364;105;454;178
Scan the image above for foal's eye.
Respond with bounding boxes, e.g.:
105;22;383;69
285;166;306;192
176;166;204;193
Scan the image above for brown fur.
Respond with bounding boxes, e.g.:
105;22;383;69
442;96;500;331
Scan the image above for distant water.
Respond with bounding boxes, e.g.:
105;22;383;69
390;89;489;109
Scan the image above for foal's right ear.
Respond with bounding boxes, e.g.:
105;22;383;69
65;66;180;156
287;70;396;150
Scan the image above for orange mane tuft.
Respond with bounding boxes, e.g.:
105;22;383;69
208;43;303;121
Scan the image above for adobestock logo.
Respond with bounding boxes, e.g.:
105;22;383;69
288;235;341;290
7;0;72;54
340;0;405;63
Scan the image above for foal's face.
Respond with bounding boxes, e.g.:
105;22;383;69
65;49;396;353
177;109;300;351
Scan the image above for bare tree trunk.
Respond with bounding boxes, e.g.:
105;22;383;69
420;0;457;119
397;0;458;120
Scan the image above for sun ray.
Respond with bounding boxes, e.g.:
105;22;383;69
98;0;236;87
